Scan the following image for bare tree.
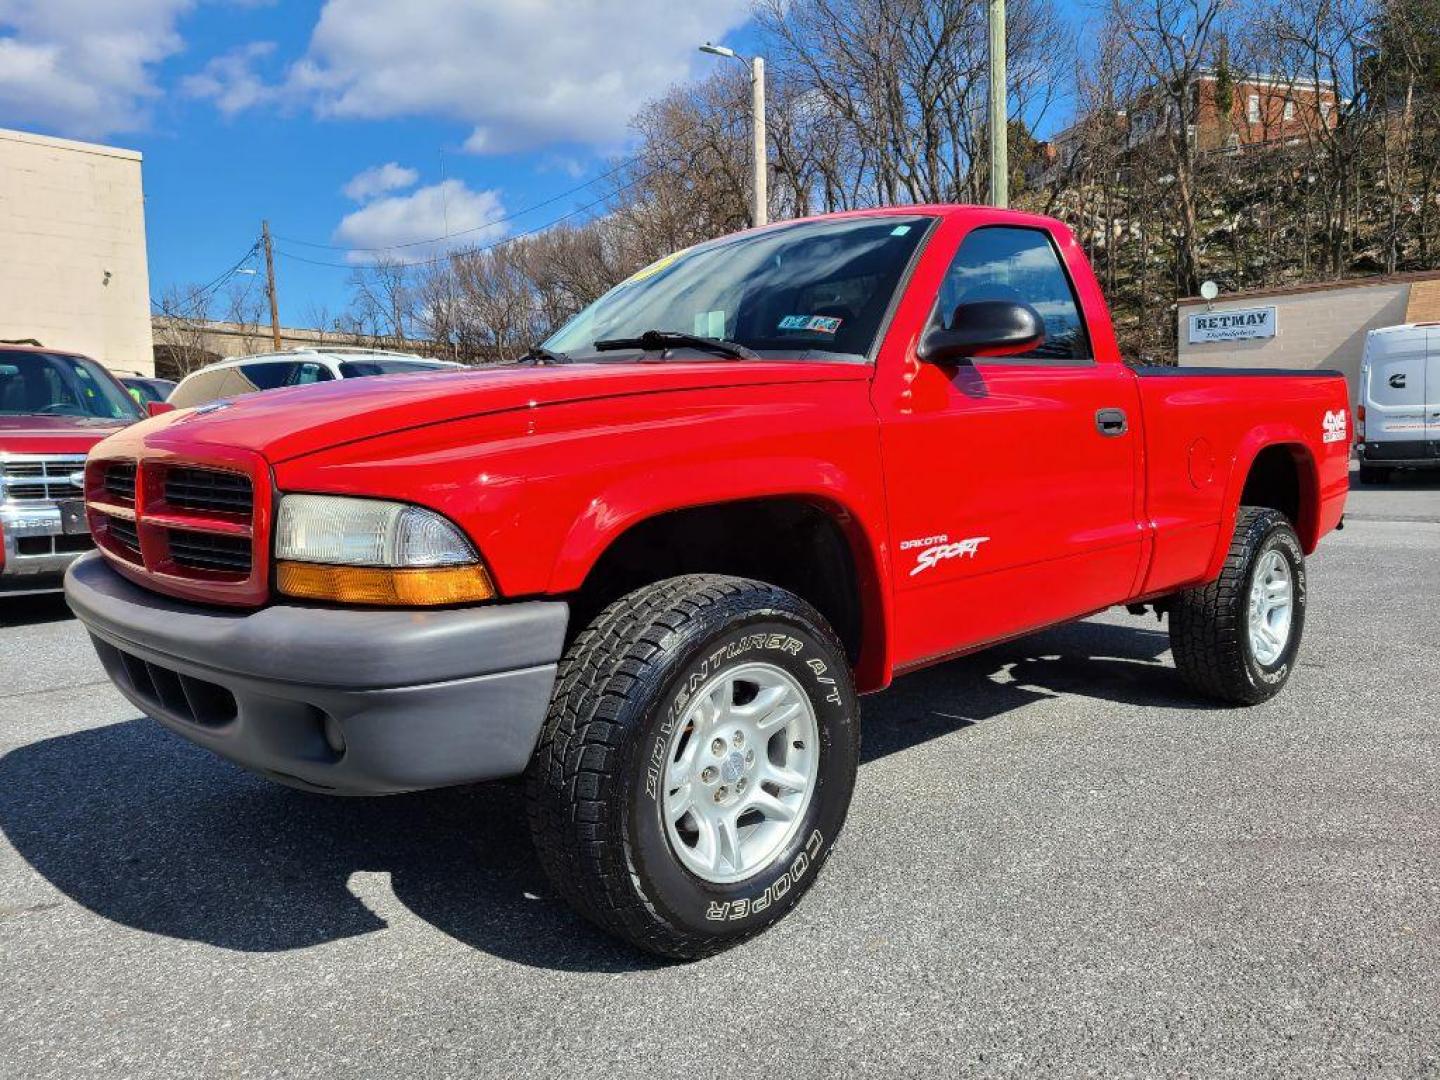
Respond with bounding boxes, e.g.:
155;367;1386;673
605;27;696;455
153;284;221;377
1259;0;1378;275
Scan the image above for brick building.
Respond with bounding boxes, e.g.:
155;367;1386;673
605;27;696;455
1035;69;1341;182
1185;70;1340;153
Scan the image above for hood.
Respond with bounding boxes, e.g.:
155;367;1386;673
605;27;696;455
0;414;131;455
135;360;870;463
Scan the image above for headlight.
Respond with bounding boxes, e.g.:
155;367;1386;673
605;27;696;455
274;494;494;606
277;494;475;567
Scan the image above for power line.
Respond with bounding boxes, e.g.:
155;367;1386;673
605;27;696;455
151;241;262;316
192;241;262;300
275;155;642;254
277;158;678;272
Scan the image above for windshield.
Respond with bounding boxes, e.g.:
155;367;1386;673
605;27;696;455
0;350;143;420
544;215;934;363
338;359;453;378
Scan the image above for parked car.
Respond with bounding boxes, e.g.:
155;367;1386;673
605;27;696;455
118;374;177;405
168;348;461;409
1356;323;1439;483
68;206;1350;957
0;345;143;595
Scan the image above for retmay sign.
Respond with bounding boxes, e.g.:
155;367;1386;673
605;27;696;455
1188;306;1278;344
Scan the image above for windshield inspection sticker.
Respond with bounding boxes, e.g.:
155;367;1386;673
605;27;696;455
779;314;842;334
902;534;990;576
1322;409;1348;443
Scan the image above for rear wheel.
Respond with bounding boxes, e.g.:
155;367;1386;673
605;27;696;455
1169;507;1307;705
527;574;860;959
1358;464;1392;485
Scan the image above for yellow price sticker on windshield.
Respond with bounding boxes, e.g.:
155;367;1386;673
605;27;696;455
622;245;692;287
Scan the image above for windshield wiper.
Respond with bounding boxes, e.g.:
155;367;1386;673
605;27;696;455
593;330;759;360
516;345;572;366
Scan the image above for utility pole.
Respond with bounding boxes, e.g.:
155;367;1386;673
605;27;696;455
750;56;768;227
988;0;1008;208
700;43;768;227
262;220;282;351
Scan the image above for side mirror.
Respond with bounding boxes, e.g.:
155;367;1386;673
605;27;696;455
917;300;1045;366
146;400;176;417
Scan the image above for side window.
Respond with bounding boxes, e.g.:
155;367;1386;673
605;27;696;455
286;362;333;386
936;226;1091;361
238;361;293;390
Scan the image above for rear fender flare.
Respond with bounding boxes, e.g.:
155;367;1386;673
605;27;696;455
1203;426;1320;581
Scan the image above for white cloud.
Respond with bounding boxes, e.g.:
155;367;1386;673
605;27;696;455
332;179;506;264
181;41;279;117
341;161;419;202
283;0;753;152
0;0;191;137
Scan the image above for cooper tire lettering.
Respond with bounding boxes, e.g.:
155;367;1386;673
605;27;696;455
530;575;860;959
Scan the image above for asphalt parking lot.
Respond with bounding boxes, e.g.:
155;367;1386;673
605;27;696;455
2;472;1437;1079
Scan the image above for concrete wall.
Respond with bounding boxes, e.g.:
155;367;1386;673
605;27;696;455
0;128;153;375
149;316;440;378
1176;274;1440;405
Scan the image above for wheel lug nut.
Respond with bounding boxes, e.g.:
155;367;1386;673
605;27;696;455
745;750;755;766
737;778;747;793
714;787;727;802
711;738;726;755
732;731;744;748
701;766;718;783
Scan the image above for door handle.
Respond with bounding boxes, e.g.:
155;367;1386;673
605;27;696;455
1095;408;1128;436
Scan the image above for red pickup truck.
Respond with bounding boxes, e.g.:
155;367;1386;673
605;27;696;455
66;207;1349;957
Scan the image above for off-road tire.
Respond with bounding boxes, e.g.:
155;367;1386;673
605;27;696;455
1358;464;1392;485
1170;507;1307;705
526;574;860;960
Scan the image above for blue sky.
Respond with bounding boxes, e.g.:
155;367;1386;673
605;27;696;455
1;0;1081;327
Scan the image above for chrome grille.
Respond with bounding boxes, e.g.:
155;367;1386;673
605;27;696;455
0;455;87;503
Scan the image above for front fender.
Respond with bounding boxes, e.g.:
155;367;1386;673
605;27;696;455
546;462;895;692
275;378;897;688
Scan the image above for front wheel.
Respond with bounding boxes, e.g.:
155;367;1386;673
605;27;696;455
527;574;860;959
1169;507;1307;705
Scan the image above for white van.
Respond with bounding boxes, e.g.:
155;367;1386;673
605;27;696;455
1356;324;1440;483
168;347;461;410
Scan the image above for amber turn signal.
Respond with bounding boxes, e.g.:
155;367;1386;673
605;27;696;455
276;561;496;606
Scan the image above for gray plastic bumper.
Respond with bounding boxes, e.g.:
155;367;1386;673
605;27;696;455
64;552;569;795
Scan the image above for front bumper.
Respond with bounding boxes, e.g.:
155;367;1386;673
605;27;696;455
65;552;568;794
1;502;93;594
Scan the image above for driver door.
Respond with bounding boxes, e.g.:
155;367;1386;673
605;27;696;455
872;222;1143;672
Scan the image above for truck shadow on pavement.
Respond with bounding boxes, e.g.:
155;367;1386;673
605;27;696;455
0;617;1191;971
0;594;74;628
860;618;1193;761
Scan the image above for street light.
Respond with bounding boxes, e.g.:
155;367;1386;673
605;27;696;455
699;42;767;227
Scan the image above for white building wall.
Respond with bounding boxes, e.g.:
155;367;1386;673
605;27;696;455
0;128;153;374
1175;278;1439;407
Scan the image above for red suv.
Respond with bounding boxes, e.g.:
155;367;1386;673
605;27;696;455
0;345;143;596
